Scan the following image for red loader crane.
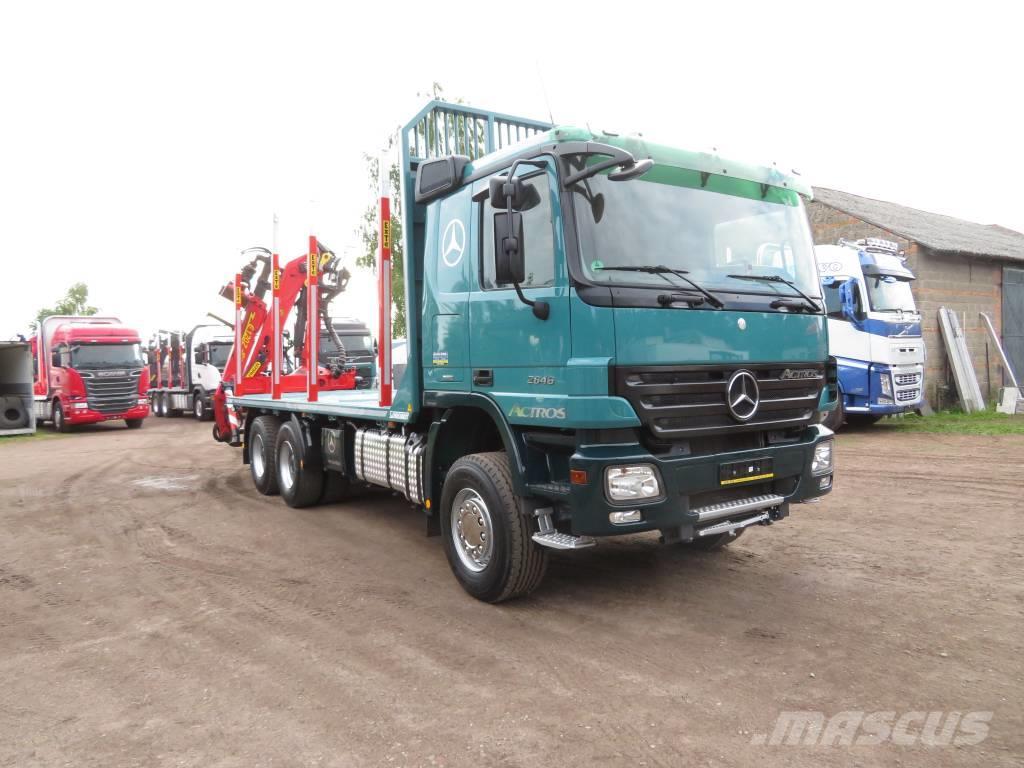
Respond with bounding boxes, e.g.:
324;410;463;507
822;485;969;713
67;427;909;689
212;240;356;444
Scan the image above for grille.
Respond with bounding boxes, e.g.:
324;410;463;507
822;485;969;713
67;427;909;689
614;363;825;439
81;370;142;414
895;373;920;386
896;388;921;402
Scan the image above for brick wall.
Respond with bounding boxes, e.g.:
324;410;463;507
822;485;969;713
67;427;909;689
807;201;1007;409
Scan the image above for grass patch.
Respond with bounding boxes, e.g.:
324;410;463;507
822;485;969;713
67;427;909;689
876;408;1024;435
0;429;68;446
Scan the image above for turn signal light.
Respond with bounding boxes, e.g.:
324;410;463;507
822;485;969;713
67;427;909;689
570;469;588;485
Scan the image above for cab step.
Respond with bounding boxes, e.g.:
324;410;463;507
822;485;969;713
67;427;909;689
532;507;596;550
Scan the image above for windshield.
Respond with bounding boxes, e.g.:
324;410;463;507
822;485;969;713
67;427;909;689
207;342;232;370
865;275;917;312
71;342;144;369
320;333;373;359
573;167;821;302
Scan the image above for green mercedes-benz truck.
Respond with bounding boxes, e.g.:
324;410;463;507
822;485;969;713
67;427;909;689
224;101;838;602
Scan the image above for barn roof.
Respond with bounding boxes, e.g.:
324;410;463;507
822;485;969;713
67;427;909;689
812;187;1024;262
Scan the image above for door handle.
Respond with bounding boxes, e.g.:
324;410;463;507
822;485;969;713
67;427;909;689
473;369;493;387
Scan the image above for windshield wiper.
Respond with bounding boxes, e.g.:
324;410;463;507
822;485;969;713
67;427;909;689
597;265;725;308
726;273;821;313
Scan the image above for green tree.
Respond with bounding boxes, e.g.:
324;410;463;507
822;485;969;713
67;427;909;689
32;282;98;330
355;83;487;339
355;153;406;339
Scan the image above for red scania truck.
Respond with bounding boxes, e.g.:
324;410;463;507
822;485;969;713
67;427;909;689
31;316;150;431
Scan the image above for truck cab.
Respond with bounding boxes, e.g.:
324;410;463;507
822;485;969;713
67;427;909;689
149;324;234;419
32;316;149;431
319;317;377;388
816;239;925;427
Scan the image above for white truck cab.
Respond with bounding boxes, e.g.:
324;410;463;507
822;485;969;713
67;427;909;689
816;238;925;427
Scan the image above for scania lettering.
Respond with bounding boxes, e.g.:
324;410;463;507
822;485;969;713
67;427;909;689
216;101;838;602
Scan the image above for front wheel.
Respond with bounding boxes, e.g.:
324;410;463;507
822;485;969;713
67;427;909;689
440;452;548;603
193;393;207;421
52;402;71;433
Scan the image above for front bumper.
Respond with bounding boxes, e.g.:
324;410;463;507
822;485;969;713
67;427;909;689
566;424;834;537
66;402;150;424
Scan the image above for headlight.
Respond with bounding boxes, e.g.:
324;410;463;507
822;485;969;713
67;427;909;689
811;440;834;475
879;372;893;397
605;465;663;502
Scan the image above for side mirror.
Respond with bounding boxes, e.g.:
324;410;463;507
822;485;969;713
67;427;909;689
493;211;525;285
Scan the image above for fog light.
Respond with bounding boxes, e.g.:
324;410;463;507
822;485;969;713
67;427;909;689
819;474;832;490
609;510;643;525
73;402;88;410
880;373;893;398
811;440;834;475
605;465;662;501
137;398;148;405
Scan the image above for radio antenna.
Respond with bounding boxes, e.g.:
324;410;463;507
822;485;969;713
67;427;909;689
536;60;556;126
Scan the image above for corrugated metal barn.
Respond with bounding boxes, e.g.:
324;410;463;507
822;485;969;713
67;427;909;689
807;187;1024;409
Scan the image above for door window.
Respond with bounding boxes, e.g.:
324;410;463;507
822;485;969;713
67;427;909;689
480;172;556;289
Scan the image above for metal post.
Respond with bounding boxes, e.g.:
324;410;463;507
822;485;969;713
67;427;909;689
234;272;243;393
378;161;393;408
307;235;319;402
271;252;281;399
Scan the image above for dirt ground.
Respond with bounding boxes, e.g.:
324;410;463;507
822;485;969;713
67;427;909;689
0;417;1021;768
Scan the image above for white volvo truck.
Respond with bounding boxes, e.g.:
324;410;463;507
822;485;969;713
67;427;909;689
816;238;925;428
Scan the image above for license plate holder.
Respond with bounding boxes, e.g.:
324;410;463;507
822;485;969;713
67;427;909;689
719;457;774;486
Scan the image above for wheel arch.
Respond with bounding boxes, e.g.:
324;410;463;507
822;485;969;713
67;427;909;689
424;393;529;505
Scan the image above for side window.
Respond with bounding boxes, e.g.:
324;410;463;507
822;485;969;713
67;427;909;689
481;173;555;289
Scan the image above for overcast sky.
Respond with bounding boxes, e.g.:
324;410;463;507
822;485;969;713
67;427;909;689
2;1;1019;340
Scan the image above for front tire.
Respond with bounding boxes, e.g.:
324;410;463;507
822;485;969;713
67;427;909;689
275;420;323;508
249;416;281;496
440;452;548;603
193;393;207;421
52;402;71;433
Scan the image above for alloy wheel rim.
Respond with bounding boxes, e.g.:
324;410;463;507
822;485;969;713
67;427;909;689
450;488;494;573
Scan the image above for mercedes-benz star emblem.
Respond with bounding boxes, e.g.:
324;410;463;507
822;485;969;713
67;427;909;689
441;219;466;267
726;369;759;422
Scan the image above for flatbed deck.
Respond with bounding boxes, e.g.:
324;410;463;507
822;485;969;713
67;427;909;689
229;389;410;423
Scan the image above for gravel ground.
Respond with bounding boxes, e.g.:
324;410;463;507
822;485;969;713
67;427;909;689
1;417;1021;767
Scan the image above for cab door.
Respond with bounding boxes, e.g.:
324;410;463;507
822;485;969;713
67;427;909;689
469;159;570;390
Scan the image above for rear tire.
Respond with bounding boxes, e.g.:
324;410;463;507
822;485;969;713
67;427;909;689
125;418;144;429
275;420;323;508
440;452;548;603
249;416;281;496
